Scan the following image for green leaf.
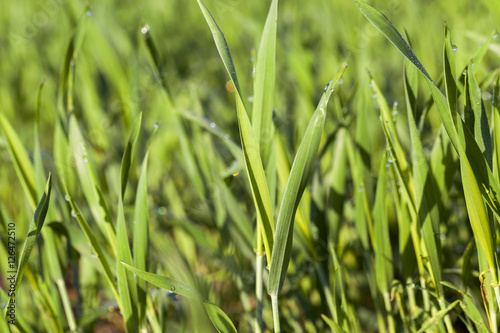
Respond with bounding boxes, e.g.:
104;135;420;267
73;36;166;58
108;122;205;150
252;0;278;161
68;114;116;255
120;113;142;198
268;67;347;296
133;126;157;327
0;111;37;209
321;314;346;333
121;262;237;333
197;0;275;263
4;175;52;316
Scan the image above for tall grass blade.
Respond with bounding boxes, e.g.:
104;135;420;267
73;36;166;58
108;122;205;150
4;175;52;316
252;0;278;160
197;0;275;262
134;126;157;328
121;262;237;333
268;66;346;296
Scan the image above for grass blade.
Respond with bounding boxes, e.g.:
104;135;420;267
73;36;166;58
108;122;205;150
4;175;52;317
133;126;157;328
197;0;275;262
268;66;347;296
252;0;278;161
121;262;237;333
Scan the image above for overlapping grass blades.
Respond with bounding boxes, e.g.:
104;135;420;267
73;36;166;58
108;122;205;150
121;262;237;333
197;0;275;264
354;0;500;313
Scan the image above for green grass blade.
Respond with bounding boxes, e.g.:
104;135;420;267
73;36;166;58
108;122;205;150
407;92;442;291
121;262;237;333
252;0;277;158
117;196;137;333
4;175;52;316
120;113;142;198
0;111;37;209
56;8;90;121
268;67;346;296
133;127;157;327
464;62;493;169
197;0;275;263
68;114;116;255
61;180;121;305
416;300;460;333
116;113;143;332
321;314;346;333
443;23;458;115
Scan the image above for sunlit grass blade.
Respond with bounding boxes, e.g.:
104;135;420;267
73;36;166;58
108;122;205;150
4;175;52;317
321;314;346;333
116;113;143;332
68;114;116;255
416;300;460;333
252;0;277;159
0;111;37;208
133;126;157;328
373;156;395;333
121;262;237;333
61;180;121;305
268;66;346;296
197;0;275;263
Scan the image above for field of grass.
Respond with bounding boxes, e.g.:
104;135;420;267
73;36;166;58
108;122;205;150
1;0;500;332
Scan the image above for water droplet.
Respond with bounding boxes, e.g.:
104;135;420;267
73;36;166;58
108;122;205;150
248;96;254;102
471;63;475;67
386;163;390;168
223;134;229;140
210;122;216;128
358;185;364;193
408;283;415;288
379;115;383;121
82;158;88;164
92;253;97;258
397;181;401;186
462;71;467;76
337;79;343;85
170;286;175;291
494;33;499;39
369;83;373;87
452;44;457;52
71;210;77;217
65;194;70;202
440;234;446;241
388;158;394;163
154;123;159;129
324;82;331;92
386;147;390;151
393;110;398;115
86;10;92;17
141;24;150;35
372;94;378;99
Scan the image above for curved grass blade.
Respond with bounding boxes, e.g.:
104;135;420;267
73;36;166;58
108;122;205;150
268;66;347;296
416;300;460;333
321;314;346;333
4;175;52;317
197;0;275;262
121;262;237;333
120;113;142;198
